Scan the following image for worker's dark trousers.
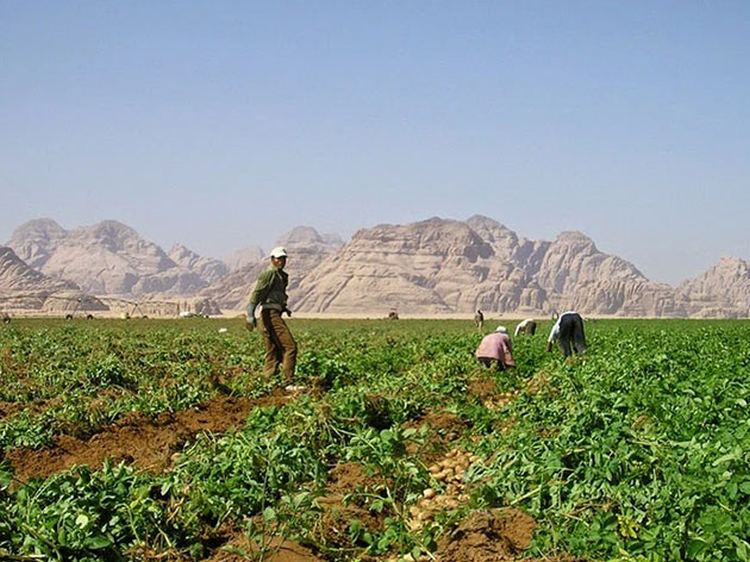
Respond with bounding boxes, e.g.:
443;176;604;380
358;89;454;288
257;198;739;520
477;357;506;371
260;309;297;383
558;313;586;357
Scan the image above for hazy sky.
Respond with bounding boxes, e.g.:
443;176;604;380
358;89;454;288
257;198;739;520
1;1;748;284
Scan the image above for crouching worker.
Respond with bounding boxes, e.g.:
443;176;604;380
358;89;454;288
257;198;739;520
475;326;516;370
546;311;587;357
246;246;300;391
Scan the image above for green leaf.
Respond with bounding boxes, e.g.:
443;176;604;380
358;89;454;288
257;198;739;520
83;535;113;550
262;507;276;522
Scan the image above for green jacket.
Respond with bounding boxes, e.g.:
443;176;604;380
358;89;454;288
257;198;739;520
250;267;289;311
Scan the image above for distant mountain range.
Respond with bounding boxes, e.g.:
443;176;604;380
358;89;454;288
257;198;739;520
2;216;749;317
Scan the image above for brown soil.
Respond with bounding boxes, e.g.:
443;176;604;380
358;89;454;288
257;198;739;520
467;375;498;402
404;412;470;463
434;508;536;562
0;400;25;421
204;534;323;562
326;462;380;495
467;375;515;410
313;463;385;549
7;390;291;483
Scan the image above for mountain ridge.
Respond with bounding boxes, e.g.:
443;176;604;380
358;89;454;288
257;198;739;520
6;216;750;317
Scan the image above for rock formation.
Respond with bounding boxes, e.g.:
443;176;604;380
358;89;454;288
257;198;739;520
6;215;750;317
0;246;107;312
168;244;228;285
677;257;750;318
223;245;265;272
202;226;342;310
7;220;225;297
292;216;692;316
7;218;68;270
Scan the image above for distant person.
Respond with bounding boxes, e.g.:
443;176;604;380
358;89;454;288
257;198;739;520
514;318;537;336
475;326;516;371
246;247;300;391
474;309;484;330
547;311;587;357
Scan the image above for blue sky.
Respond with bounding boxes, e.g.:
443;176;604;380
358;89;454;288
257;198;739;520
1;1;748;284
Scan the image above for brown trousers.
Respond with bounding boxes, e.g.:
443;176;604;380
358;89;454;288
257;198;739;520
260;309;297;383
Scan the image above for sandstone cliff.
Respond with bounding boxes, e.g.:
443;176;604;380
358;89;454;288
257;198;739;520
677;257;750;318
7;220;225;297
168;244;229;285
202;226;342;310
7;216;750;317
0;246;107;312
223;245;265;272
292;216;692;317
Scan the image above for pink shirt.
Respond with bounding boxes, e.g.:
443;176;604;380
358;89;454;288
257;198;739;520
475;332;513;361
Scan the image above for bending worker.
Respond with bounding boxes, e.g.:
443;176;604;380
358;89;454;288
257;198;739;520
475;326;516;370
514;318;537;336
546;311;587;357
246;246;299;389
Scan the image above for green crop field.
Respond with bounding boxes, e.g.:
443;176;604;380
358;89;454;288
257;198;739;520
1;318;749;561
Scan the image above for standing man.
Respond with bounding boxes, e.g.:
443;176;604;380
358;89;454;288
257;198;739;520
474;309;484;331
475;326;516;370
546;311;587;357
246;247;299;390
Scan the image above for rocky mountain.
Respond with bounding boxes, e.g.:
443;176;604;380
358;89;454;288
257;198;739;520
291;216;693;316
168;244;228;284
276;227;344;292
0;246;106;312
7;218;68;270
7;215;750;317
531;231;684;316
223;245;265;272
7;220;224;297
202;226;343;310
677;257;750;318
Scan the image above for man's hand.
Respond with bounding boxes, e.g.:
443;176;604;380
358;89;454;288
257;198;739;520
245;318;257;332
283;307;293;317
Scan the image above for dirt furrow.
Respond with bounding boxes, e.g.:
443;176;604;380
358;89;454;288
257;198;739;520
7;390;291;483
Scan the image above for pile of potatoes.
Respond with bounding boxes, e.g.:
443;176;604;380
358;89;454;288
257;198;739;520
484;389;519;410
405;449;481;532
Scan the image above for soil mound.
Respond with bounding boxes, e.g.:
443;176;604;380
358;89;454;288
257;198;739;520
7;391;290;483
205;535;322;562
434;508;536;562
405;412;469;462
326;462;379;495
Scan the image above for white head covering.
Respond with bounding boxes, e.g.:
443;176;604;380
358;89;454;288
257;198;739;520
495;325;507;333
269;246;288;258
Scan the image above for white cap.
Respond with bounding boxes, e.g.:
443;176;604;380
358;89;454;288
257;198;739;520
269;246;288;258
495;325;507;333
